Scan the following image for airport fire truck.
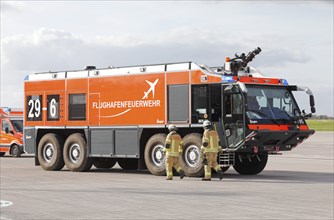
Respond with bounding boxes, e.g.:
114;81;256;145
23;47;315;176
1;107;24;157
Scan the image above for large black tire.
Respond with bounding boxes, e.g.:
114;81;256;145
117;158;138;170
38;133;65;171
11;145;21;157
93;158;117;169
233;153;268;175
144;133;166;176
63;133;93;172
180;133;203;177
0;152;6;157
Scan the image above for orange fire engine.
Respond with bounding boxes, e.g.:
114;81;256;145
0;107;24;157
23;48;316;176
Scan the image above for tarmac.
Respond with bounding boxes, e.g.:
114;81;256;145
0;132;333;220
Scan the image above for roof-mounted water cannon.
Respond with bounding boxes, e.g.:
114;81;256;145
225;47;262;76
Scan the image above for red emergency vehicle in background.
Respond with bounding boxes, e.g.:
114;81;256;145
23;47;316;176
0;107;24;157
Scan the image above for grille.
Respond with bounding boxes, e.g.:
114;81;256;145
219;151;235;166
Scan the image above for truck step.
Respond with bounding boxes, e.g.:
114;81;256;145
219;151;235;166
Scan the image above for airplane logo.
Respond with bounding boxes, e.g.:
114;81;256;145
142;79;159;99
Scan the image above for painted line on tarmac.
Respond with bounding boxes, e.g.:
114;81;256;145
0;200;13;208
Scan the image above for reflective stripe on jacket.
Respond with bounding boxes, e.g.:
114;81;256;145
164;131;183;157
202;129;220;153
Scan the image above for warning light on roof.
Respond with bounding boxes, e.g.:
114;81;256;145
281;79;289;85
222;76;235;83
225;57;231;71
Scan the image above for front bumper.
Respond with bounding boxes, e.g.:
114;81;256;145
240;129;315;152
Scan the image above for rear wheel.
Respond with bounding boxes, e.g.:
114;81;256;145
63;133;92;172
11;145;21;157
180;133;203;177
93;158;117;169
233;153;268;175
38;133;65;171
117;158;138;170
144;133;166;176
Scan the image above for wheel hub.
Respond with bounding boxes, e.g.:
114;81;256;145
189;151;196;160
69;144;80;163
185;145;200;168
156;151;162;160
43;143;54;162
151;144;164;167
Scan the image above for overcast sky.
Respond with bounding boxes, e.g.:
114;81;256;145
1;1;333;116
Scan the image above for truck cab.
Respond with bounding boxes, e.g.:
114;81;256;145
0;107;24;157
208;50;316;174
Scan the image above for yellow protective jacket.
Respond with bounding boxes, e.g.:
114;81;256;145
201;129;222;154
164;131;183;157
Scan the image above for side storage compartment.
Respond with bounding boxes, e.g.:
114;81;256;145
24;127;36;154
90;129;115;156
115;129;140;158
89;128;140;158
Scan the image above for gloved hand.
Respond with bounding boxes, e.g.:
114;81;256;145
202;158;208;165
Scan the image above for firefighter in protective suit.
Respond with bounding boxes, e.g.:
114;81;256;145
201;120;224;181
163;124;185;180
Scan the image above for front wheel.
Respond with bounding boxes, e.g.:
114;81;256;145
180;133;203;177
144;133;166;176
11;145;21;157
63;133;92;172
233;153;268;175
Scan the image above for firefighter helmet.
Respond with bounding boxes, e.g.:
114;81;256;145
168;124;177;132
203;120;212;129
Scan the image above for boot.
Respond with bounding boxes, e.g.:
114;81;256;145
166;177;173;180
179;170;185;179
202;177;211;181
217;170;223;180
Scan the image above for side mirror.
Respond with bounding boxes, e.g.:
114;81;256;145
310;95;316;113
238;82;248;93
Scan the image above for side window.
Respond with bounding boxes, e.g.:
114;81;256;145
47;95;60;121
2;120;11;133
225;95;232;116
209;85;221;122
26;95;43;121
232;94;243;114
225;94;243;115
69;94;86;121
191;85;208;123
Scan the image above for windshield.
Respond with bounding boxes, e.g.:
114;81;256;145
11;119;23;132
246;86;300;124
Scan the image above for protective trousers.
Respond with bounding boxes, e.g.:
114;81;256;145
165;156;182;179
203;152;222;180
